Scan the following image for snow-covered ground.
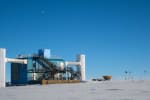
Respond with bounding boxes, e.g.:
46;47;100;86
0;80;150;100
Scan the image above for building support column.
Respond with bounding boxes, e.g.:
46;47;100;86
0;48;6;87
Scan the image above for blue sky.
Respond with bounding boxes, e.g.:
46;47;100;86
0;0;150;81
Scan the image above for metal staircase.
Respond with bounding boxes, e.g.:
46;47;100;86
39;57;56;71
38;57;57;80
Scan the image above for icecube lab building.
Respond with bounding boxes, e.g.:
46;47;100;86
0;48;85;87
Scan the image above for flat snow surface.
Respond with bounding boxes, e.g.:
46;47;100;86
0;80;150;100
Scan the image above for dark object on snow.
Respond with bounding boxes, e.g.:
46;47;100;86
92;79;97;81
103;76;112;80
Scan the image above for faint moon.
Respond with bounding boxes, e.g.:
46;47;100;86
41;10;45;14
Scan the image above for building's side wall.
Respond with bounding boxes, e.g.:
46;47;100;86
27;58;33;81
11;63;27;85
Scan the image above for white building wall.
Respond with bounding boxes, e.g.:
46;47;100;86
77;54;86;81
0;48;6;87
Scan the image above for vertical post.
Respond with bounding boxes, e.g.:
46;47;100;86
77;54;86;81
0;48;6;87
